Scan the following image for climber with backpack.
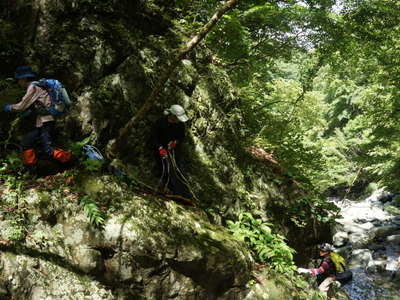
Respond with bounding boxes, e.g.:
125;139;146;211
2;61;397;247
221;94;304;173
151;104;193;201
2;66;72;174
297;243;352;299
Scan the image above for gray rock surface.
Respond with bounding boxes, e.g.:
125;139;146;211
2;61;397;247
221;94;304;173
366;260;386;273
386;234;400;244
333;231;349;247
350;249;373;268
0;177;254;299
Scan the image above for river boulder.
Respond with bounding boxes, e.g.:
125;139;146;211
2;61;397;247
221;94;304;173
350;249;372;268
386;234;400;245
333;231;349;247
372;225;398;240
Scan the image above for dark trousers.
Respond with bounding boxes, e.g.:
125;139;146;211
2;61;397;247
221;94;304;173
21;121;55;155
156;148;191;198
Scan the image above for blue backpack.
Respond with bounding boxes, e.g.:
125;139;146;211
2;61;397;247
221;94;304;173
31;79;71;117
83;145;104;161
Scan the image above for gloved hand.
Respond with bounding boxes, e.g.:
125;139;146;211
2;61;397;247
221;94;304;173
297;268;310;274
2;105;12;112
168;140;177;150
159;147;168;158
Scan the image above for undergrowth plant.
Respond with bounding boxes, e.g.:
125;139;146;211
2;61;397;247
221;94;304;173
0;153;28;242
80;196;106;229
67;137;104;172
227;212;296;273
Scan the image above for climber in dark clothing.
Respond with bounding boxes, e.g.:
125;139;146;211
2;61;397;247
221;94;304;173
2;66;71;174
151;104;191;199
298;243;337;299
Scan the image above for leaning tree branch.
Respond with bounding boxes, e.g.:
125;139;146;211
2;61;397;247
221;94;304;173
113;0;238;153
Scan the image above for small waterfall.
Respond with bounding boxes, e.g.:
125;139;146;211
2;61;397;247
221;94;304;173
330;188;400;299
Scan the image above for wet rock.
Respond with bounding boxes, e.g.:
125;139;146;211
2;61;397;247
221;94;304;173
333;191;400;299
372;225;398;239
350;249;372;267
392;194;400;204
359;222;375;231
368;244;386;251
335;245;352;259
366;188;394;203
339;221;366;234
386;234;400;244
385;258;399;272
333;231;349;247
348;232;374;248
379;191;394;203
366;260;386;273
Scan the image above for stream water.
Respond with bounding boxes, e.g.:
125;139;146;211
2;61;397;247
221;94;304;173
330;189;400;300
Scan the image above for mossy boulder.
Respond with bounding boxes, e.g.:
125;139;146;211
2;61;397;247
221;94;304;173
1;173;255;299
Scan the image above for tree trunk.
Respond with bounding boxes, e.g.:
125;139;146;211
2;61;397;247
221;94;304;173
111;0;238;155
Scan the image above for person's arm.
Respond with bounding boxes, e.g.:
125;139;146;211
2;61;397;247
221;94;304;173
309;260;330;276
10;85;38;112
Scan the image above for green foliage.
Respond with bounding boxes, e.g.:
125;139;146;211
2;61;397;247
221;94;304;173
80;196;106;228
4;215;26;242
0;154;28;242
383;205;400;215
0;152;23;176
0;77;13;91
207;11;250;62
237;53;333;193
92;76;121;105
286;195;338;229
68;136;92;157
0;19;23;74
227;212;296;273
82;158;104;172
67;137;104;172
76;0;116;13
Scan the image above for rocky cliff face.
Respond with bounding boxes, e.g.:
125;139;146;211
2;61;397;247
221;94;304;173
1;174;254;299
2;0;316;223
0;1;328;299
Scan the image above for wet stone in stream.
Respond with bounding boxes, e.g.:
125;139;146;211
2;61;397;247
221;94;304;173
329;188;400;300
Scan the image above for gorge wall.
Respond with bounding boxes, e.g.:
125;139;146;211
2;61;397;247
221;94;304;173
0;1;330;299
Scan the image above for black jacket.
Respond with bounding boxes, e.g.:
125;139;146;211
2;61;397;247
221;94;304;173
151;116;185;150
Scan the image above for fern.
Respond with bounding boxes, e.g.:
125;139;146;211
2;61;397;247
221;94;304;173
80;196;106;228
227;212;296;273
